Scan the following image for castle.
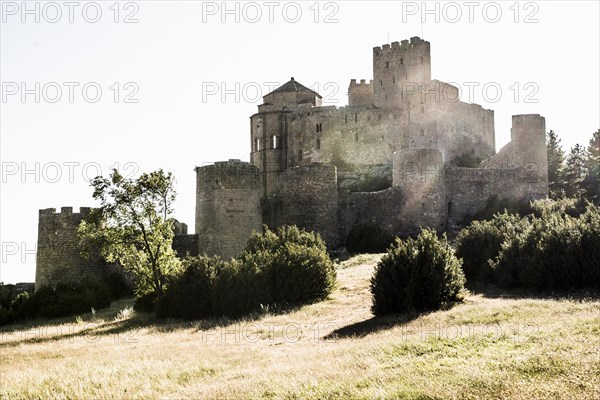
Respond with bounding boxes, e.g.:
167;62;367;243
35;37;548;288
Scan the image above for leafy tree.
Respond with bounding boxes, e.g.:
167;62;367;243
563;144;588;199
78;169;181;297
584;129;600;203
546;130;566;199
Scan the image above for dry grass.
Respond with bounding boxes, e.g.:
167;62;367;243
1;254;599;399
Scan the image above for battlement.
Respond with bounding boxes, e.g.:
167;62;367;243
349;79;373;86
348;79;374;106
39;207;93;216
373;36;429;54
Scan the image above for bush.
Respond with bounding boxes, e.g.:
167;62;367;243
492;202;600;290
101;270;134;300
156;255;221;319
0;277;113;326
242;225;336;308
455;212;529;286
371;229;465;315
346;224;393;254
158;225;337;320
31;277;111;319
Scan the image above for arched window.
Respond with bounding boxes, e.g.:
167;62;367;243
316;139;321;150
272;135;277;149
400;58;404;65
419;128;424;136
255;138;261;151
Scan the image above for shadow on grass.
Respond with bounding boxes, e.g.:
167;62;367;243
0;299;309;348
324;312;422;340
466;284;600;301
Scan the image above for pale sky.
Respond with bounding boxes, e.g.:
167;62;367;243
1;0;599;283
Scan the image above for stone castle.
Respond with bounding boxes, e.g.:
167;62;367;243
35;37;548;288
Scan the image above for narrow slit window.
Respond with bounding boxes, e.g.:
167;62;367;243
316;138;321;150
386;61;389;68
400;58;404;65
272;135;277;149
298;149;303;161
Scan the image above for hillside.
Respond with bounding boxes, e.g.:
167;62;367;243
1;254;599;399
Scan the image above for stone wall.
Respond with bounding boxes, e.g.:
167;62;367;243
264;163;339;246
373;37;431;108
195;160;263;259
338;187;405;242
392;149;447;233
35;207;100;290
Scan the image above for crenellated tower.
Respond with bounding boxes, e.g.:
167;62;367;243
373;37;431;109
35;207;94;289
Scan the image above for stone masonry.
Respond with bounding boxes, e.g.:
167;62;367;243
35;38;548;287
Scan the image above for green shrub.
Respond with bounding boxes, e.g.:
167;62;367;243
241;225;336;308
31;277;111;318
0;284;13;309
133;291;158;312
492;202;600;290
159;225;337;320
346;223;393;254
156;255;221;319
211;258;267;318
455;212;529;286
371;229;465;315
101;270;133;300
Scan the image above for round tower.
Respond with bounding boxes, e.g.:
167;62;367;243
392;149;446;233
195;160;263;259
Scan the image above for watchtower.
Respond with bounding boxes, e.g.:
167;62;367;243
195;160;263;259
373;37;431;108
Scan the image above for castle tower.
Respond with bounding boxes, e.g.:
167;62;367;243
373;37;431;109
392;149;446;233
195;160;263;259
510;114;548;198
251;78;323;195
348;79;374;106
35;207;94;290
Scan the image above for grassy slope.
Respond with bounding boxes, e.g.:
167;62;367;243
1;254;599;399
